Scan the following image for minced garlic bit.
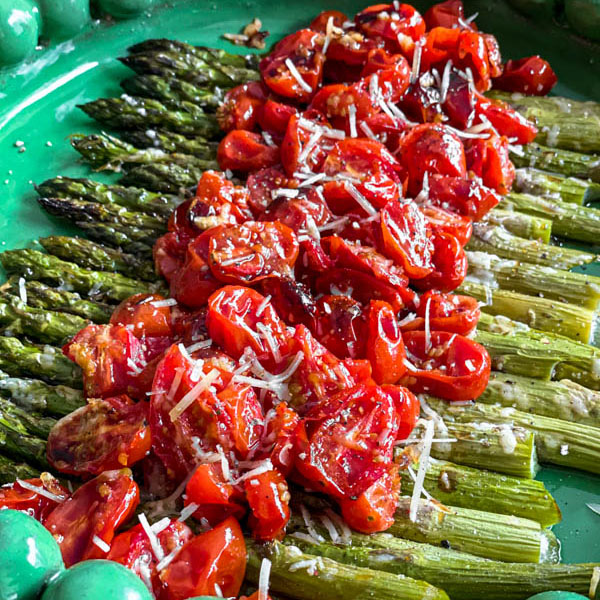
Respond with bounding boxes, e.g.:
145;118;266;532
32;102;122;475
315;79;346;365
223;17;269;49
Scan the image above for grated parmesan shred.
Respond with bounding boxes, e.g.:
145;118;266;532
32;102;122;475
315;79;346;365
409;418;435;522
138;513;165;561
258;557;272;600
92;535;111;553
16;479;66;503
285;58;313;93
169;369;220;422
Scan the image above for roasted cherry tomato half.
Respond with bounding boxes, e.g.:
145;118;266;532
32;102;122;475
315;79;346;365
321;138;402;214
259;29;325;101
366;300;407;384
427;174;500;221
401;290;481;336
420;204;473;247
464;132;515;195
44;469;139;567
184;463;246;527
149;343;261;480
64;324;150;400
159;517;246;600
494;55;557;96
475;97;538;144
207;286;292;368
46;396;151;477
400;330;491;400
309;9;348;32
108;520;193;598
217;81;269;132
259;276;318;330
208;221;299;284
189;170;253;231
382;384;420;440
217;130;280;173
412;231;468;292
423;0;468;30
257;99;298;136
355;4;426;46
0;474;68;523
380;201;435;279
261;401;300;476
295;383;399;499
246;166;299;216
288;325;372;415
110;293;173;339
397;123;467;196
338;466;400;533
280;111;333;177
169;233;222;310
245;468;291;541
314;294;367;359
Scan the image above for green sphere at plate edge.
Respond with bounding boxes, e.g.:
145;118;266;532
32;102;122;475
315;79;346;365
41;560;153;600
0;0;39;66
36;0;90;40
527;592;590;600
98;0;156;19
0;509;64;600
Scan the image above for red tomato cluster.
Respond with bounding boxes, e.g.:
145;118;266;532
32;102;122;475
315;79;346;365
1;3;557;598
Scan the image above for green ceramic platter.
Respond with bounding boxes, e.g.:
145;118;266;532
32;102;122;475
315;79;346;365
1;0;599;564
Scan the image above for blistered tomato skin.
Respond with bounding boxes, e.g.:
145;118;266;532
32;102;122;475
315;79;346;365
0;509;64;600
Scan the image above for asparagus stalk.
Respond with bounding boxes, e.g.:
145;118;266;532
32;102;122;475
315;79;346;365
0;295;88;345
120;129;219;158
479;371;600;427
517;110;600;152
458;279;597;343
75;222;156;255
39;236;157;282
245;540;450;600
430;399;600;475
0;337;81;387
119;162;205;193
0;369;84;417
477;313;600;389
0;249;153;302
36;176;181;219
0;396;56;439
71;133;218;171
119;51;259;88
0;454;38;484
36;196;166;233
466;250;600;310
485;208;552;242
78;97;221;137
120;74;224;110
388;497;558;563
401;457;561;527
126;39;260;70
511;144;600;185
3;278;112;323
0;419;49;468
399;421;538;478
512;167;600;205
488;90;600;117
286;534;600;600
504;192;600;244
466;224;597;269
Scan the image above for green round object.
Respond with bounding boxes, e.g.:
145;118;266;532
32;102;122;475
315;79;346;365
527;593;589;600
41;560;153;600
36;0;90;40
565;0;600;42
97;0;156;19
0;509;64;600
0;0;39;66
